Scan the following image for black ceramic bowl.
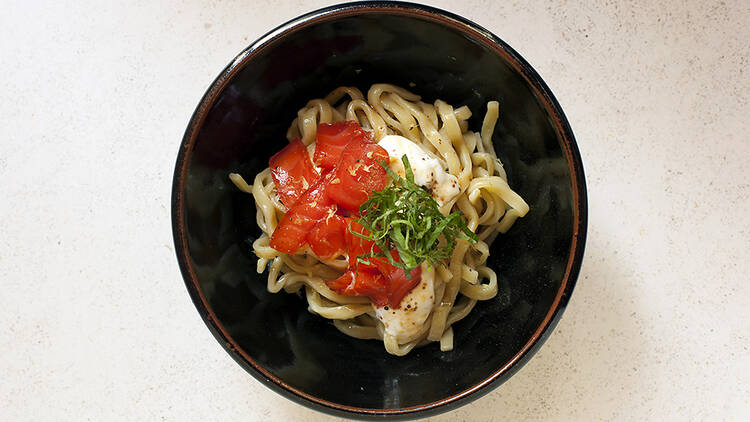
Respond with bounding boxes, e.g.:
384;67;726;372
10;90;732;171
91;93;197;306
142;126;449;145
172;1;586;419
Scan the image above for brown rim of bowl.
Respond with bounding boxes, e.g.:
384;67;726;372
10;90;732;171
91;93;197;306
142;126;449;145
171;1;587;419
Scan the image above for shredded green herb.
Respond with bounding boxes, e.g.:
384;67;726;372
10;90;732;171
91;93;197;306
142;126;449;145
351;155;478;274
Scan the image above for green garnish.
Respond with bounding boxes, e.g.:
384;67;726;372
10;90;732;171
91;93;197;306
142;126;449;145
351;155;478;274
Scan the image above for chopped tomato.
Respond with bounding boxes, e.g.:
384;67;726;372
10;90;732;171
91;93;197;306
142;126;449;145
268;122;423;307
326;269;389;307
313;121;368;170
325;261;419;308
269;138;319;208
326;137;389;212
269;172;333;254
328;223;421;308
344;220;379;272
326;270;355;295
373;257;422;308
308;214;347;260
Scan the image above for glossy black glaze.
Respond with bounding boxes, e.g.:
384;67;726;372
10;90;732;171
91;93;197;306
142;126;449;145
172;2;586;419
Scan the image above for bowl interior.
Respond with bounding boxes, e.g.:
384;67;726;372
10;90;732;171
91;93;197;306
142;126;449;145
177;7;579;414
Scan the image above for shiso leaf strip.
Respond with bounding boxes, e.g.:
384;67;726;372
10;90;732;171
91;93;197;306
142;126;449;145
351;155;477;275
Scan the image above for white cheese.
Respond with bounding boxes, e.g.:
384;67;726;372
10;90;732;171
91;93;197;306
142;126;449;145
373;263;435;342
377;135;460;206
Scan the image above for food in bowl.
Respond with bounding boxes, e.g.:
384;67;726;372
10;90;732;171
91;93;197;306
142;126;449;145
173;2;587;416
229;83;529;355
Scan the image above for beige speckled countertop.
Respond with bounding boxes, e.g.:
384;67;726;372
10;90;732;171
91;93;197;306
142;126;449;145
2;0;749;420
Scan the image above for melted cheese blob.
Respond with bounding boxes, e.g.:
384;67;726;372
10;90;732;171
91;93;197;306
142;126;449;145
374;263;435;341
377;135;460;206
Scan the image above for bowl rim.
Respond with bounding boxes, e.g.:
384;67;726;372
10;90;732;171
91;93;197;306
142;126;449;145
171;1;588;419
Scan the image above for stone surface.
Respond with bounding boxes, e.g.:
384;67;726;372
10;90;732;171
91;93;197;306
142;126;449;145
1;0;748;420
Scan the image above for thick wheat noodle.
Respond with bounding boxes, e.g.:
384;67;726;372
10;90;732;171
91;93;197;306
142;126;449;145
305;287;371;320
382;93;422;141
460;266;498;300
447;295;477;325
389;95;461;182
427;195;475;341
434;99;472;188
345;99;389;139
468;176;530;217
481;101;500;156
325;86;365;104
229;84;528;355
367;83;420;131
333;319;380;340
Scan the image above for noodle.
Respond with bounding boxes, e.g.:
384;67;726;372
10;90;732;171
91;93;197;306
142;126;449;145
230;84;528;355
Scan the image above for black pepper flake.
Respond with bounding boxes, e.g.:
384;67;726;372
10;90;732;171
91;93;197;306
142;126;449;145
407;304;411;308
